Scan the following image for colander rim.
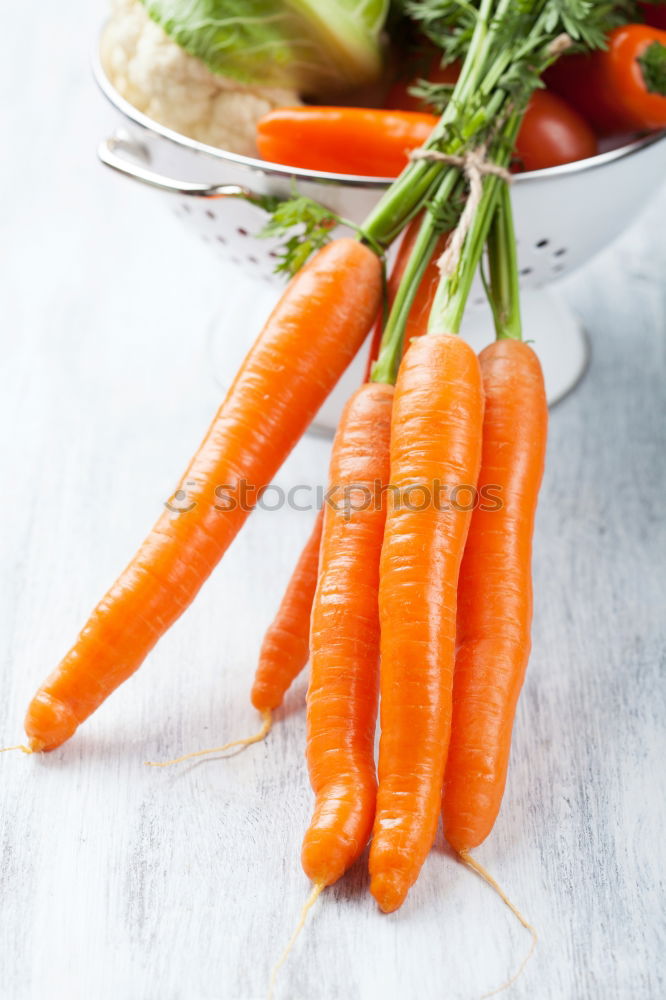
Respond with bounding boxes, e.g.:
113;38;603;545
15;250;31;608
93;39;666;190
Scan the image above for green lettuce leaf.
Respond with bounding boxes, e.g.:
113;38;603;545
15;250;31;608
140;0;389;95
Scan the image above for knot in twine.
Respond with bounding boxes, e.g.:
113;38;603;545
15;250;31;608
409;146;513;279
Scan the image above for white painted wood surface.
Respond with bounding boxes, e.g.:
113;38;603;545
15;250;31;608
1;4;665;998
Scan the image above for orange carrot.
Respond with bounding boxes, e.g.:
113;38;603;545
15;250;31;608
369;333;484;913
251;508;324;713
302;381;393;886
256;107;438;177
443;339;548;853
25;239;382;752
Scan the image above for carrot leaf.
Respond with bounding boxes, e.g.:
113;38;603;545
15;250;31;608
258;193;340;276
408;78;456;112
257;188;384;276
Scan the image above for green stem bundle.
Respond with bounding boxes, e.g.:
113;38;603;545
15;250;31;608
430;114;522;335
365;0;613;363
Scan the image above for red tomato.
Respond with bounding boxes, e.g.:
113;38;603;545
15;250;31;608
513;90;598;171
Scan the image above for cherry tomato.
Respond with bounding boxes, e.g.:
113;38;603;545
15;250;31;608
513;90;598;171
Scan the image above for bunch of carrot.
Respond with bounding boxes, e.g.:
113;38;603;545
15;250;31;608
21;162;545;923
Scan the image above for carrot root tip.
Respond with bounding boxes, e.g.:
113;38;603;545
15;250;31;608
267;881;324;1000
145;709;272;768
0;744;35;755
458;850;537;998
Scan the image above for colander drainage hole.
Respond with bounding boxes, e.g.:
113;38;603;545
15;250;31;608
206;210;216;221
536;238;549;248
554;248;566;257
520;267;532;276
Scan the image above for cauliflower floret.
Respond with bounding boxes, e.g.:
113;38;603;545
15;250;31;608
101;0;300;155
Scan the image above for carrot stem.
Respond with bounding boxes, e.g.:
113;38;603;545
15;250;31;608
428;114;522;335
370;174;457;385
357;0;570;252
486;181;522;341
361;0;497;247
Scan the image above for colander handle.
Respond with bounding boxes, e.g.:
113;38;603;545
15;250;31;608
98;134;251;199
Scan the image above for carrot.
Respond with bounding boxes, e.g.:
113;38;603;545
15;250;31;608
443;339;548;853
302;381;393;887
24;239;382;752
150;219;446;770
250;508;324;714
269;381;394;997
369;333;484;913
256;107;438;177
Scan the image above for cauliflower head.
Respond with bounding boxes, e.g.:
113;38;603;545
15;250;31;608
101;0;300;155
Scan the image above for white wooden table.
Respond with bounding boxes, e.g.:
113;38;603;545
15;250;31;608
1;3;665;998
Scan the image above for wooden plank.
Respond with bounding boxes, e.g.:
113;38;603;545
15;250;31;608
1;2;665;997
